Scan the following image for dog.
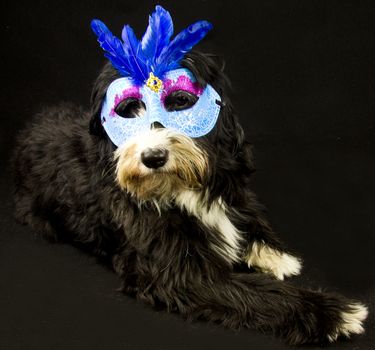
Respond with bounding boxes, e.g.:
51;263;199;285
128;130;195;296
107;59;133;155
12;8;368;346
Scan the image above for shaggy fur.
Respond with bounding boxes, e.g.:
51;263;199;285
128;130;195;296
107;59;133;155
12;51;368;345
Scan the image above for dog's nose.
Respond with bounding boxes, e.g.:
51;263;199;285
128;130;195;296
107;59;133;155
141;148;169;169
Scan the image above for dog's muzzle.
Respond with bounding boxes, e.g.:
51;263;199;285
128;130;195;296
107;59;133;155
114;128;207;201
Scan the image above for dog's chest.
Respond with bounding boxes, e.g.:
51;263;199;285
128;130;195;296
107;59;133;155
174;191;243;264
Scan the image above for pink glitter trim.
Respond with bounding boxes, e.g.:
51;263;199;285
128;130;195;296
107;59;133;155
161;75;203;106
110;86;142;116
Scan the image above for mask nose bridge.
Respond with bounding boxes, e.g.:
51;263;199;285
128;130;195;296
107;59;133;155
142;87;165;127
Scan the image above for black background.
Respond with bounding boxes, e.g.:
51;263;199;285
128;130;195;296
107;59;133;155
1;1;375;349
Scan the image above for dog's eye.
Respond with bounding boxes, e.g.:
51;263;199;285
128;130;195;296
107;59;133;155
115;98;146;118
164;90;198;112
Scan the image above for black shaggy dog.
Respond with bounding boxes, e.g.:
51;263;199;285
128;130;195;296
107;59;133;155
12;51;368;345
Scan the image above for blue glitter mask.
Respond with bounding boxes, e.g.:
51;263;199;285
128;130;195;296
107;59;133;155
100;68;221;146
91;6;221;146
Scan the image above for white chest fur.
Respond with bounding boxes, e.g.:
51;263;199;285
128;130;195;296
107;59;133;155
175;191;243;264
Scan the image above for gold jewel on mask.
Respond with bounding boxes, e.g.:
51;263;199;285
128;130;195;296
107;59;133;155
146;72;163;93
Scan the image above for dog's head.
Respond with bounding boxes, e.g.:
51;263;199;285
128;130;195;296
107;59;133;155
89;51;254;205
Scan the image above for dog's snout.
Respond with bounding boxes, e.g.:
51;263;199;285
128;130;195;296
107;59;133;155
141;148;169;169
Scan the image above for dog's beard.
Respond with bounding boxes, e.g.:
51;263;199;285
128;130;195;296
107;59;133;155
115;129;208;203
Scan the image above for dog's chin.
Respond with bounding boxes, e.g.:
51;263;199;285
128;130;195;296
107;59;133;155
117;170;203;202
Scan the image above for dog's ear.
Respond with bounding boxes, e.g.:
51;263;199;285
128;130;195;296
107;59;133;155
181;51;229;93
220;103;256;175
89;63;120;137
183;52;255;194
183;53;252;159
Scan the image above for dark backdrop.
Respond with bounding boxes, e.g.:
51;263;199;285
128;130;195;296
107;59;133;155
1;1;374;349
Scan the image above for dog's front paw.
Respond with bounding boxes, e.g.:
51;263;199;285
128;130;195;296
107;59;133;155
328;303;368;342
246;242;302;280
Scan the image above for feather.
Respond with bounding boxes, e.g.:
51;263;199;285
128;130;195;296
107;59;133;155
155;20;212;76
140;5;174;69
91;7;213;81
91;19;131;76
121;25;148;82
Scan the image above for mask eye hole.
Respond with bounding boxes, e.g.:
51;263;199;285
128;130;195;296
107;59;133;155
115;98;146;118
164;90;198;112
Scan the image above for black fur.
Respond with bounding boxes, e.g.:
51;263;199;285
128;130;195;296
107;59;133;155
12;51;366;345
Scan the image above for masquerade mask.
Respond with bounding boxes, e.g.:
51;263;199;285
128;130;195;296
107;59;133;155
91;6;221;146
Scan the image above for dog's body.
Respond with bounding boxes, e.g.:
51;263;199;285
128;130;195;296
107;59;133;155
13;52;367;345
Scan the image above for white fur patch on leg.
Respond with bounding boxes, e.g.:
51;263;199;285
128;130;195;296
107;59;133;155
246;241;302;280
328;303;368;342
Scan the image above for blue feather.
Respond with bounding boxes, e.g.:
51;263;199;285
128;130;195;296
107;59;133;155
121;25;148;82
140;5;174;69
155;20;212;76
91;7;213;81
91;19;107;37
91;19;131;76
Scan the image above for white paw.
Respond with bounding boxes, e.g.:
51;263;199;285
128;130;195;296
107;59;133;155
246;242;302;280
328;303;368;342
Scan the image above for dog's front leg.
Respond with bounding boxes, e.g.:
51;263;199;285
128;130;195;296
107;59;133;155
233;197;302;280
244;215;302;280
176;190;301;279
